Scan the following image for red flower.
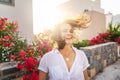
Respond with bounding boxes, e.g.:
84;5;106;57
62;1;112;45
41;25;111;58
89;38;96;45
3;18;8;21
23;75;29;80
24;57;36;71
29;72;39;80
17;63;23;70
39;53;44;57
3;36;10;41
47;47;52;51
115;36;120;43
99;32;110;38
0;18;6;31
27;45;34;53
14;26;18;31
95;35;104;44
19;50;27;59
9;42;14;47
10;55;16;61
13;21;19;31
3;42;9;47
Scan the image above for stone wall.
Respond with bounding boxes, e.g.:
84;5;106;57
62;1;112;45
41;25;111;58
0;42;118;80
81;42;118;79
0;62;21;80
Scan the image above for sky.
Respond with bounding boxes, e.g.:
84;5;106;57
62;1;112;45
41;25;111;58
101;0;120;15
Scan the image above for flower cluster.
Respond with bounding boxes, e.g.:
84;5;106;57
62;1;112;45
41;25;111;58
0;18;17;47
88;31;120;45
115;36;120;43
12;46;39;80
11;30;53;80
89;32;111;45
33;29;54;57
0;17;53;80
0;17;26;63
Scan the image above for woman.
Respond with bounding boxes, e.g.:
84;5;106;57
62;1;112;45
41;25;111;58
38;14;91;80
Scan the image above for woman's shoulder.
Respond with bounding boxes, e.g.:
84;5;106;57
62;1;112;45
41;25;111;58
73;47;88;60
73;47;87;57
73;47;85;54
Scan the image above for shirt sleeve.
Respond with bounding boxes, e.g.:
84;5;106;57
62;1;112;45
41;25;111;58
38;55;48;73
82;51;90;71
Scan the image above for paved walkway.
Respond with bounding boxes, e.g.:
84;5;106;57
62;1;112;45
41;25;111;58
94;59;120;80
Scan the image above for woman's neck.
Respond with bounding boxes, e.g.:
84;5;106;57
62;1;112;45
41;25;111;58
64;44;72;50
59;44;73;54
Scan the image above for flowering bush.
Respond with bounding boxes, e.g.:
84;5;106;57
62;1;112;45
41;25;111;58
14;45;40;80
74;22;120;48
88;22;120;45
11;30;53;80
0;17;52;80
88;31;111;45
0;17;27;63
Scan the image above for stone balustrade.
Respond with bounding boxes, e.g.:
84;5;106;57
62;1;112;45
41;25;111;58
81;42;118;79
0;62;21;80
0;42;118;80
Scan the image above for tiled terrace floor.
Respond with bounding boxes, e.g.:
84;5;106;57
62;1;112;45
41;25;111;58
94;58;120;80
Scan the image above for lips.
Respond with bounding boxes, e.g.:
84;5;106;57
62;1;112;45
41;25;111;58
65;38;73;42
65;38;72;40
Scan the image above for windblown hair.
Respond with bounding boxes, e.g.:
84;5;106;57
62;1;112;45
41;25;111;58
51;13;91;49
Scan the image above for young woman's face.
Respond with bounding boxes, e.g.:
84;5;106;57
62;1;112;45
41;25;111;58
60;24;75;44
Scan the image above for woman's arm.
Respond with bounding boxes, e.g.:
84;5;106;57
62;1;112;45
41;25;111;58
83;69;89;80
39;70;47;80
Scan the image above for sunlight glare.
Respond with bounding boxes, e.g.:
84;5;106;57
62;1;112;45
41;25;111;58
33;0;69;34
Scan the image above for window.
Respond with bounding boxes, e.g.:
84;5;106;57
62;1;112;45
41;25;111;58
0;0;15;6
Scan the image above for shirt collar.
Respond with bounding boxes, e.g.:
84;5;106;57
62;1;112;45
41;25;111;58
55;46;78;54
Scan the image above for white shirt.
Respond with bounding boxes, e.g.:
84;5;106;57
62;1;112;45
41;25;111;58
38;47;90;80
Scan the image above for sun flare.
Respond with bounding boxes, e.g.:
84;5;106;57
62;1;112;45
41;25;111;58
33;0;69;34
